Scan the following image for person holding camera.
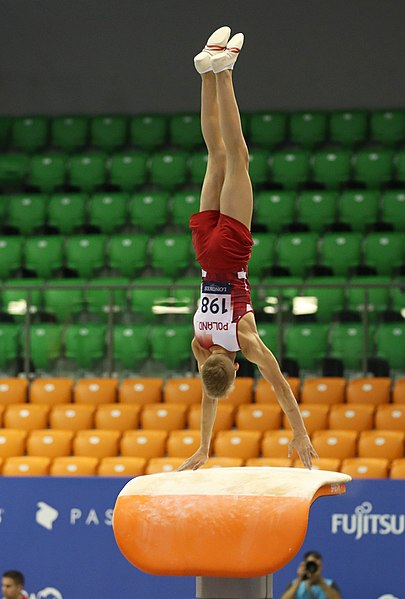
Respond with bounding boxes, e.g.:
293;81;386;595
280;550;343;599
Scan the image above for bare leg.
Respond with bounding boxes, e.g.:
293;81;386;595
215;70;253;229
199;72;226;212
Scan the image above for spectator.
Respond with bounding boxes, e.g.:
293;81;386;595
2;571;28;599
280;550;343;599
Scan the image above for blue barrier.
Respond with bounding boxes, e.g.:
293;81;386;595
0;477;403;599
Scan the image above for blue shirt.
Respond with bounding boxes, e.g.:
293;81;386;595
291;578;336;599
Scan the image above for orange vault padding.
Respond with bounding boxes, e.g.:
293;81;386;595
113;467;351;578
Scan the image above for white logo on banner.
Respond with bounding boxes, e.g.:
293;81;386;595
36;502;59;530
377;594;400;599
0;507;5;523
34;588;63;599
331;501;405;541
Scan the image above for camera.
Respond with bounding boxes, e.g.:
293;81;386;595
303;559;318;580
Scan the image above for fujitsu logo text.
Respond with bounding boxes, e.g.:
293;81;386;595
331;501;405;541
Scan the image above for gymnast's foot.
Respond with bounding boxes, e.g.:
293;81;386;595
194;26;231;74
212;33;244;73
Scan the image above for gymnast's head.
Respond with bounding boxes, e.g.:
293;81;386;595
201;352;239;400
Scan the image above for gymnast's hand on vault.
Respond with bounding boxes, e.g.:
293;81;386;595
176;448;209;471
288;434;319;470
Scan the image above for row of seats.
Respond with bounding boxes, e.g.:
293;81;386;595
1;189;404;236
1;111;404;153
0;232;404;280
2;148;405;192
1;376;404;407
0;428;403;461
0;401;404;434
1;455;405;478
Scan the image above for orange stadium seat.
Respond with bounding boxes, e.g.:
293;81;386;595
202;457;244;468
375;404;405;431
187;403;234;433
329;404;375;432
0;404;4;426
301;378;345;405
393;379;405;404
221;377;254;407
214;430;262;460
30;378;74;405
0;378;29;405
0;429;27;458
358;430;404;460
390;458;405;479
50;404;95;430
95;403;140;431
3;456;51;476
98;457;146;477
73;430;121;458
27;429;74;458
50;456;99;476
141;403;187;431
261;430;294;458
311;430;358;459
246;457;293;467
346;378;391;405
74;378;118;404
4;404;49;431
164;378;202;405
119;378;163;405
167;430;201;457
236;404;282;431
120;430;167;459
255;377;300;404
283;404;330;435
293;457;341;471
146;457;184;474
0;457;3;473
340;457;389;478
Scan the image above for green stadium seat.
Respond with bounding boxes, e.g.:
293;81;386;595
0;236;23;279
395;150;405;184
129;114;167;150
29;323;63;369
151;234;191;277
338;190;379;232
129;191;169;233
189;152;208;185
375;323;405;370
289;111;327;147
249;233;277;277
0;196;6;227
24;236;64;278
107;234;148;277
29;154;66;192
0;154;29;187
271;150;311;189
297;191;338;232
330;323;374;370
276;233;318;276
170;113;203;149
149;151;188;190
285;323;329;370
86;277;128;315
312;149;352;189
320;233;362;276
171;191;199;229
51;116;88;152
129;276;172;321
7;194;47;235
0;323;20;369
88;192;128;234
254;191;295;233
65;235;106;278
108;152;148;191
329;110;368;147
370;110;405;146
172;276;201;310
113;324;150;369
391;279;405;316
2;279;43;318
150;323;191;369
381;190;405;231
302;277;346;322
68;152;107;192
65;323;106;369
259;276;303;314
43;279;85;321
363;233;405;275
248;112;287;148
0;117;12;149
11;116;48;153
90;115;127;151
248;150;271;187
255;322;278;357
48;193;87;234
353;148;394;188
347;276;390;318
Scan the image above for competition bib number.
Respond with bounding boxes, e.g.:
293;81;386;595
199;281;232;322
201;296;228;315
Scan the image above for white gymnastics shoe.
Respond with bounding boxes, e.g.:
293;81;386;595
194;26;231;74
211;32;244;73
